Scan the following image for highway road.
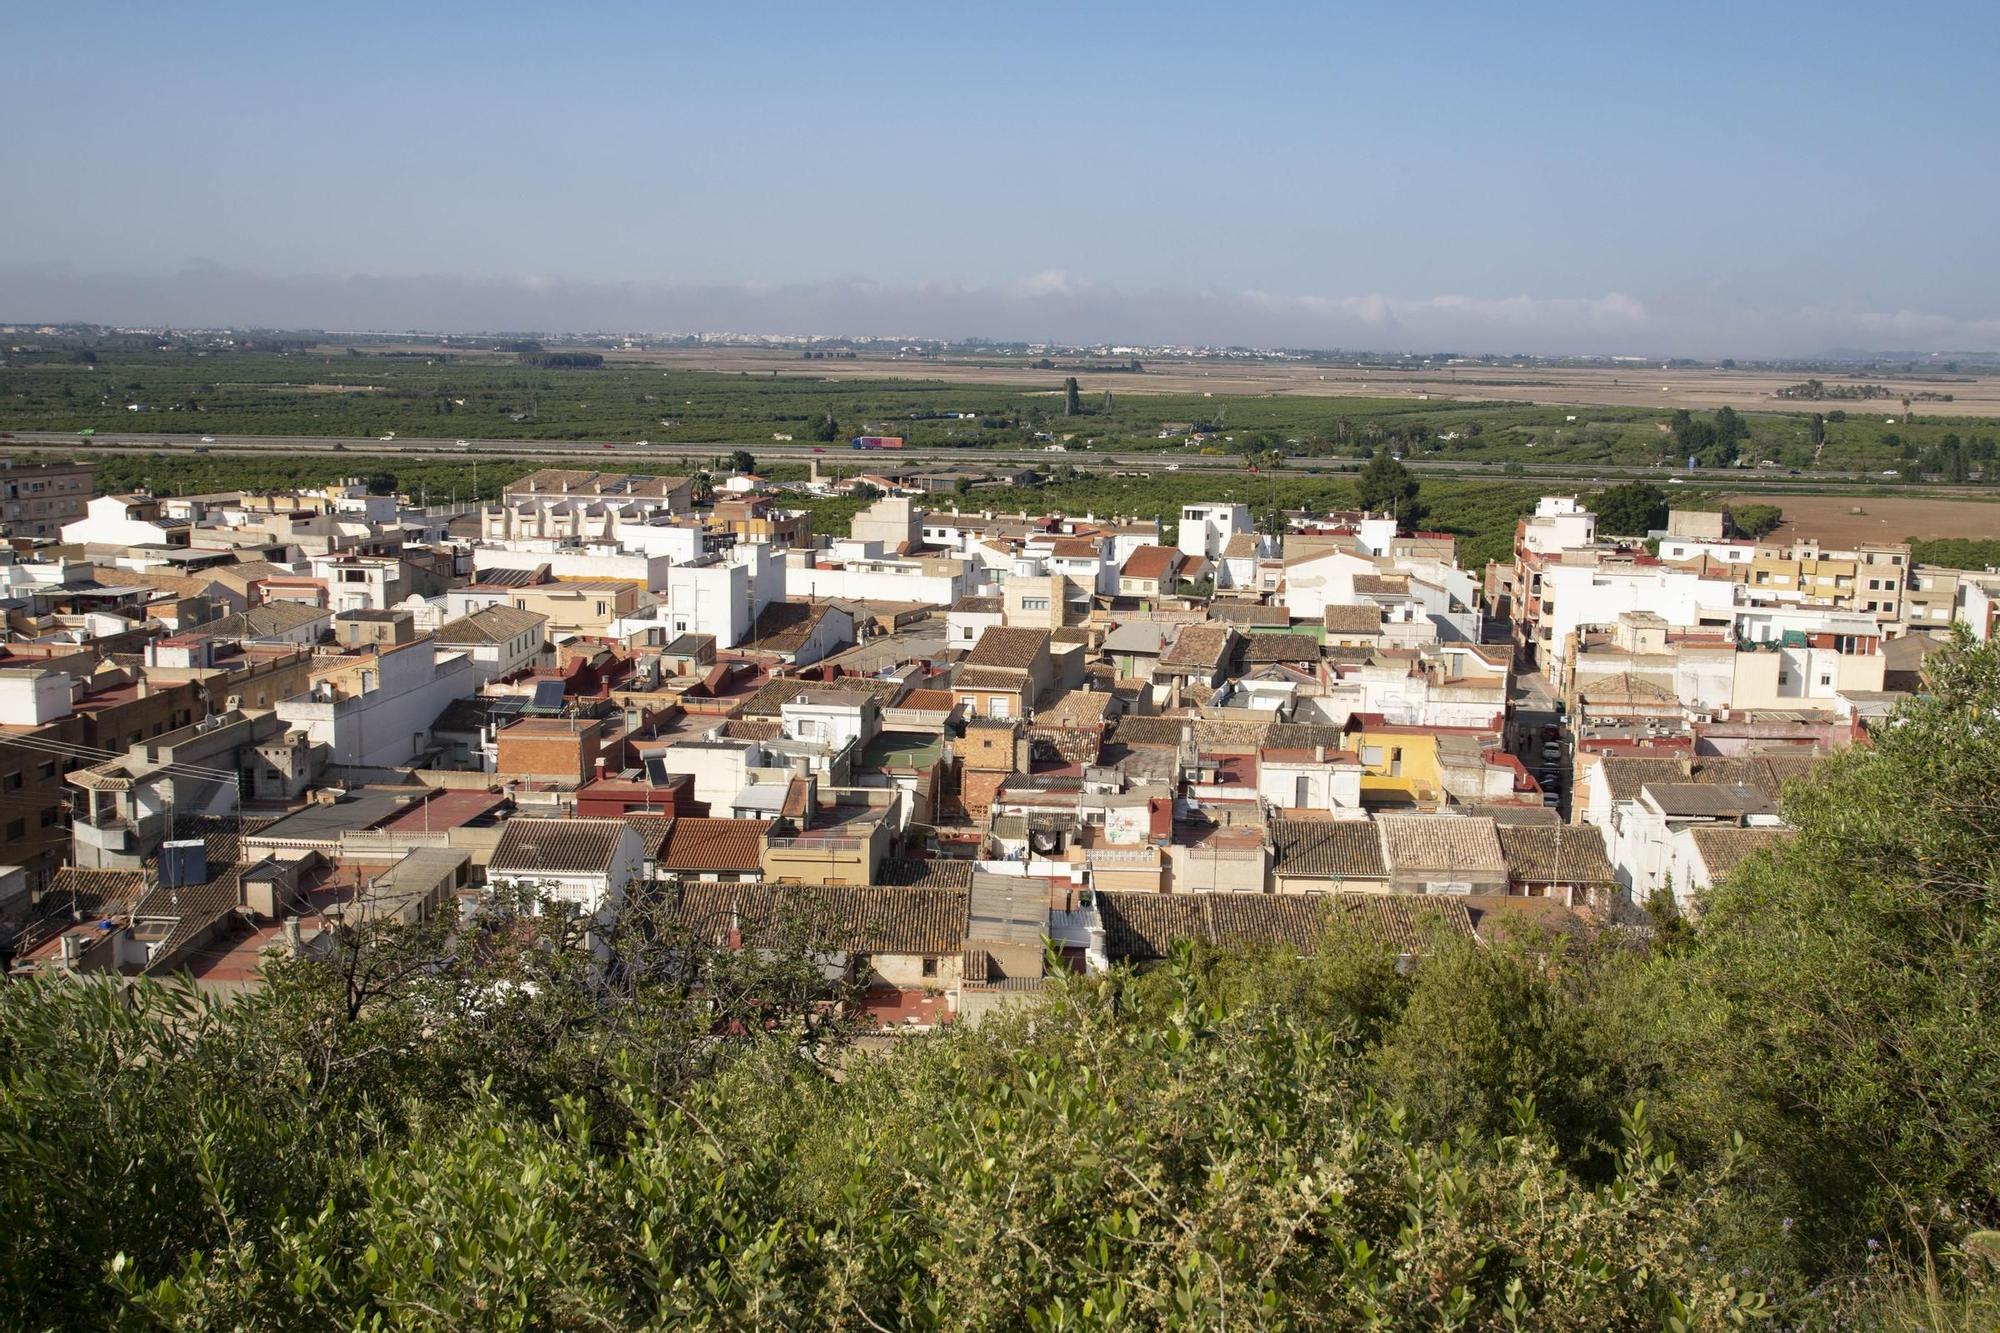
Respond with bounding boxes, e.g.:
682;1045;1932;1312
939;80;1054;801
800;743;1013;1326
4;430;1994;499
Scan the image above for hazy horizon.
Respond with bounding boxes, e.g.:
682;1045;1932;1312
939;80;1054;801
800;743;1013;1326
4;2;1996;358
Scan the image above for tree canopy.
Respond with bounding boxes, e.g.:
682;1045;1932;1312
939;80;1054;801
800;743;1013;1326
1591;481;1668;537
1355;452;1424;526
4;644;2000;1327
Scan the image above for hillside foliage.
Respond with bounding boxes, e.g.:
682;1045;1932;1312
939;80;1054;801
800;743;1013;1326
1;638;1998;1328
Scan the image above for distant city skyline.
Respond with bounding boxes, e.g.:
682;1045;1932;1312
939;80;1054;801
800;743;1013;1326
3;2;1996;356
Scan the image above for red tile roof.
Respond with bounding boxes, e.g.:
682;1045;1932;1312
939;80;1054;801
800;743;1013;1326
658;817;770;873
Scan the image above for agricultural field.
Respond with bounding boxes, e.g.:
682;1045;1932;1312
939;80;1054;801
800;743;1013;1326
612;345;2000;418
1722;492;2000;546
4;344;1997;478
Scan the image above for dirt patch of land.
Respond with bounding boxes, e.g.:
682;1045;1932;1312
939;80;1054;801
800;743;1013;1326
598;348;2000;418
1725;493;2000;544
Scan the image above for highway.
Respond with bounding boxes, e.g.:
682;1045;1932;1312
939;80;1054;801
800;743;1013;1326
4;430;1994;498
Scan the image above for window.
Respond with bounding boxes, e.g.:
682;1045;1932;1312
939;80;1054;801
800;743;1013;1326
1294;775;1311;807
989;696;1011;720
1361;745;1384;766
39;808;57;828
36;761;54;780
1819;674;1832;687
1777;672;1790;686
4;820;20;840
921;957;938;978
1021;597;1049;611
0;772;18;792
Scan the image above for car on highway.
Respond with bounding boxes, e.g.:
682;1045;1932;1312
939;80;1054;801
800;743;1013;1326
379;433;395;441
1166;463;1180;471
200;435;216;443
811;447;825;454
601;442;614;449
455;440;471;449
193;446;209;454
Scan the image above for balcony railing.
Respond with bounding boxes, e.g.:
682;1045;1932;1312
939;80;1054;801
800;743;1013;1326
765;833;869;853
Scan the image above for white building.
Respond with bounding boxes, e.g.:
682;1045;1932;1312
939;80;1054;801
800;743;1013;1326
780;689;882;754
784;545;970;607
486;818;644;918
1520;496;1599;553
1256;745;1363;814
473;543;673;592
274;639;474;767
305;553;408;613
1177;503;1252;561
663;544;783;648
60;495;191;549
1279;546;1376;621
431;605;548;686
1536;562;1738;672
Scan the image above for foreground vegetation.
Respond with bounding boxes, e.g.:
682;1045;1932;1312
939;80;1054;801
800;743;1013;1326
4;636;1999;1327
6;345;1999;476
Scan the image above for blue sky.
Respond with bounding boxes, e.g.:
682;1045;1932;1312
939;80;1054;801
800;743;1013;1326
3;1;1995;354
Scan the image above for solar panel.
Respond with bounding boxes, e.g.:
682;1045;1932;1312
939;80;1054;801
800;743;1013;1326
531;679;566;709
644;756;671;786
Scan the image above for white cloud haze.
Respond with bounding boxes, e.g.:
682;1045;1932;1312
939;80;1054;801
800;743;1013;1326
4;264;1996;359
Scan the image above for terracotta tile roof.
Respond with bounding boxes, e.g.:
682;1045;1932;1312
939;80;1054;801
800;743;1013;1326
964;626;1051;671
133;866;247;962
1221;533;1260;559
719;719;783;741
948;595;1003;614
194;601;329;641
1599;756;1692;802
434;604;549;646
673;882;968;955
1272;819;1387;879
1120;545;1179;581
1693;755;1820;799
1160;624;1235;670
1095;890;1472;960
1689;826;1793;882
874;857;976;889
1353;574;1410;596
897;688;959;713
1106;716;1188;747
1239;633;1320;664
659;817;770;873
1032;689;1114;728
953;666;1030;692
490;818;631;875
1264;722;1350;751
1498;824;1616;884
1048;538;1102;558
1206;602;1292;626
622;814;677;857
746;602;839;655
1322;603;1386;634
31;867;146;925
1378;815;1507;878
1644;782;1776;818
740;677;808;718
